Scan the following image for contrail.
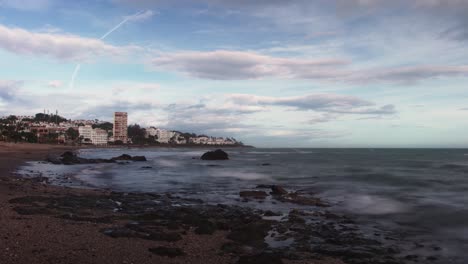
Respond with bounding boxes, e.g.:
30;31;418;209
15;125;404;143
68;10;146;90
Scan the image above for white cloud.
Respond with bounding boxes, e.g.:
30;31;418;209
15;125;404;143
226;93;396;115
151;50;349;80
0;24;137;62
125;9;156;22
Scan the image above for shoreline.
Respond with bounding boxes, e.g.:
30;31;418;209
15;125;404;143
0;143;414;264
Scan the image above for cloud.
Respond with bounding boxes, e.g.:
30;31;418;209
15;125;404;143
226;93;395;115
125;9;156;22
355;65;468;84
0;24;136;62
0;0;52;11
0;80;21;101
47;80;63;88
151;50;348;80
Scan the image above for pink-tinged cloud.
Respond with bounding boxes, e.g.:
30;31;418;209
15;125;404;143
0;24;136;62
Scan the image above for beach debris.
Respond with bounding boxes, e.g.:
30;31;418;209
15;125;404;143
201;149;229;160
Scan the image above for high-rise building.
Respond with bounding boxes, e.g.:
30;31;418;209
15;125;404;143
113;112;128;143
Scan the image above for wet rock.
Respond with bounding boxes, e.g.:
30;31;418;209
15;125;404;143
237;252;284;264
240;191;268;199
111;154;132;161
148;247;185;258
271;185;288;196
131;156;147;162
264;210;281;217
278;192;329;207
201;149;229;160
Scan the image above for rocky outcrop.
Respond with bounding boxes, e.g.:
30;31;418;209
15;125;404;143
200;149;229;160
47;151;147;165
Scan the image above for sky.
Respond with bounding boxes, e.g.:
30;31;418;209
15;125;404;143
0;0;468;148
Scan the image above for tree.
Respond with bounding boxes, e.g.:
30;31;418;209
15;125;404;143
93;122;113;131
127;124;147;145
66;128;79;140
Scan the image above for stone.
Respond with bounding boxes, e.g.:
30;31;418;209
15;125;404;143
200;149;229;160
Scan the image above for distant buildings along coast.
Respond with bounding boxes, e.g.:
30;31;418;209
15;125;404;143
0;111;243;146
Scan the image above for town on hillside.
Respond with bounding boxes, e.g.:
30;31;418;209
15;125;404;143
0;111;243;146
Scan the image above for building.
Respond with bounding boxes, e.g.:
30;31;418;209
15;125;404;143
91;128;108;145
145;127;176;143
113;112;128;143
79;125;108;145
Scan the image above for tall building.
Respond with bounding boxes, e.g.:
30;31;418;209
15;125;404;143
113;112;128;143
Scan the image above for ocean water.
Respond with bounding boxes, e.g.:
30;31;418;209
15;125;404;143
18;148;468;263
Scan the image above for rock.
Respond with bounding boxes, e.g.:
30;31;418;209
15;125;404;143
261;163;271;166
200;149;229;160
148;247;185;258
47;152;147;165
111;154;133;161
237;253;284;264
131;156;147;162
271;185;288;195
240;191;268;199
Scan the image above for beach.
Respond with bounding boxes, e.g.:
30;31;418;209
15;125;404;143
2;143;460;264
0;143;348;264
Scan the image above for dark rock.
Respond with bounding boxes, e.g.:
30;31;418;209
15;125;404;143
239;191;268;199
201;149;229;160
261;163;271;166
237;253;284;264
149;247;185;258
271;185;288;195
277;192;329;207
111;154;133;161
131;156;147;162
264;210;281;217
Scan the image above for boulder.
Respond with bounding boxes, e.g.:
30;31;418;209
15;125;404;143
131;156;147;162
111;154;133;161
200;149;229;160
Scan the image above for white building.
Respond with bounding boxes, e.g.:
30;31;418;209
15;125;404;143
145;128;176;143
78;125;93;142
91;128;108;145
79;125;108;145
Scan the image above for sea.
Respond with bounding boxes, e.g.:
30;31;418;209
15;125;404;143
17;148;468;263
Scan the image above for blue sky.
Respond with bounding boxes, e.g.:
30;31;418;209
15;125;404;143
0;0;468;147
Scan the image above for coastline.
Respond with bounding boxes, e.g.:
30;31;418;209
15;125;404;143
1;143;409;264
